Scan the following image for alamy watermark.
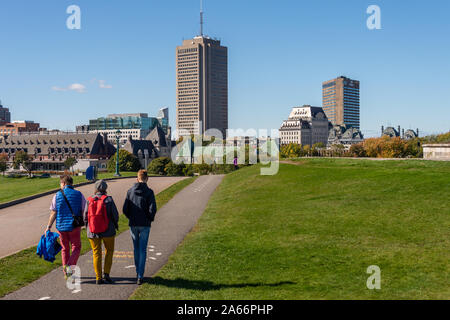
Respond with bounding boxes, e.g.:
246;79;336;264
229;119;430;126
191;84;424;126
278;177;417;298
66;265;82;293
172;126;280;176
367;5;381;30
366;265;381;290
66;5;81;30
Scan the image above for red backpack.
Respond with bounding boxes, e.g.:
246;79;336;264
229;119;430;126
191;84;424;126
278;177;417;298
87;195;109;234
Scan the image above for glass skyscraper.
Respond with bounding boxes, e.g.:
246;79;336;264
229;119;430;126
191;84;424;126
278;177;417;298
88;113;159;131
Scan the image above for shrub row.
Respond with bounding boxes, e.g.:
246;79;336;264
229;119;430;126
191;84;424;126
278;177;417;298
147;157;239;176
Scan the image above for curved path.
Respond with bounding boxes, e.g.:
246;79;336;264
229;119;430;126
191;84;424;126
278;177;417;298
2;175;224;300
0;177;186;259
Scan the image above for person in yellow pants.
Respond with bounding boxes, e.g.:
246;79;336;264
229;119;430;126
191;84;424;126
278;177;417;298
88;236;115;283
84;180;119;285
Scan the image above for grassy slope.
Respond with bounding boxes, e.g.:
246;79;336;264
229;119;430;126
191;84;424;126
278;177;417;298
0;177;196;298
0;172;137;204
132;159;450;300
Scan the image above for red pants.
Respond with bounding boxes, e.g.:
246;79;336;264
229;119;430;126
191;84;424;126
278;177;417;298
58;227;82;267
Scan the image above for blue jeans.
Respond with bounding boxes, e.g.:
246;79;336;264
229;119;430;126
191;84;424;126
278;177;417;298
130;226;151;279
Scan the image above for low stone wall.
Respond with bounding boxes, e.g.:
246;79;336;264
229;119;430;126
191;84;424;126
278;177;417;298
423;144;450;160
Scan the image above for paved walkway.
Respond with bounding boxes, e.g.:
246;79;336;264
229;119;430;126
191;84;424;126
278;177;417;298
0;177;186;259
3;175;224;300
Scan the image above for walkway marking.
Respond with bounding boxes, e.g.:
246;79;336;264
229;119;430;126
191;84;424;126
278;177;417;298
149;245;155;248
156;253;162;256
149;249;154;252
193;179;211;193
72;289;82;294
149;257;157;260
125;265;135;269
38;297;51;300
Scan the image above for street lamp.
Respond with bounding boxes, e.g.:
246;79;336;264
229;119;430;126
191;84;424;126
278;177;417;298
114;129;121;177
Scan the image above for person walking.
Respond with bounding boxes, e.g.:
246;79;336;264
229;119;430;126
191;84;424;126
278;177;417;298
46;174;86;279
85;180;119;285
123;170;157;285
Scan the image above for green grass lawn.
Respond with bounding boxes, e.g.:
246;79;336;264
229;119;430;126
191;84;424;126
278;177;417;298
0;172;138;205
131;159;450;300
0;176;196;298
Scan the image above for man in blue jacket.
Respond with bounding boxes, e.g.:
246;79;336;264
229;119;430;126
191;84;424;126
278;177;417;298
123;170;157;285
45;174;86;279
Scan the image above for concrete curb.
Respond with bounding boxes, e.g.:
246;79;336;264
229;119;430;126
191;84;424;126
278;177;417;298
0;176;136;210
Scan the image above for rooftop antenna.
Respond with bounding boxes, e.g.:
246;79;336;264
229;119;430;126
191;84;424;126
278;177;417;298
200;0;204;36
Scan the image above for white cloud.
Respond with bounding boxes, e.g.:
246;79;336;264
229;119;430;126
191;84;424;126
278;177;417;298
51;86;67;92
98;80;112;89
68;83;86;93
51;83;86;93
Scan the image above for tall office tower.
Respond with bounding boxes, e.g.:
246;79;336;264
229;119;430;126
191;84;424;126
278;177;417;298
322;76;360;129
0;101;11;124
176;4;228;138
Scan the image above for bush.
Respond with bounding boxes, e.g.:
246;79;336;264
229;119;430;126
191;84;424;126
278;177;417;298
0;153;8;176
147;157;172;176
280;143;304;159
107;150;141;172
165;162;186;176
193;163;212;175
182;164;195;177
361;136;422;158
349;143;367;157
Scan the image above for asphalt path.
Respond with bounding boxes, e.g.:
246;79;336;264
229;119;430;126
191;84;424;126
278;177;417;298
0;176;186;259
2;174;224;300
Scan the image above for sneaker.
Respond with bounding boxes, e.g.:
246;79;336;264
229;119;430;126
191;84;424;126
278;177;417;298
63;266;72;280
103;274;114;284
137;278;144;285
96;279;104;285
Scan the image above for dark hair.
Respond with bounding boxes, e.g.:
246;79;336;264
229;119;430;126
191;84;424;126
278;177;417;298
60;174;73;186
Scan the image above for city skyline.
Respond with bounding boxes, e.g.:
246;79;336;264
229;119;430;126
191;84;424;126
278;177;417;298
1;0;449;138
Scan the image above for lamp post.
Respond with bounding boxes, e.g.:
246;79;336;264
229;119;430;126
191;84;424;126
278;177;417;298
114;129;121;177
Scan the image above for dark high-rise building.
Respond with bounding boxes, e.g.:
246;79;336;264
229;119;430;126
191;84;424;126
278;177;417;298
0;101;11;124
322;76;360;129
176;5;228;138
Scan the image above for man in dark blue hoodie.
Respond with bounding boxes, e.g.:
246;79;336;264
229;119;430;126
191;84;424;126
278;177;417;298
123;170;157;285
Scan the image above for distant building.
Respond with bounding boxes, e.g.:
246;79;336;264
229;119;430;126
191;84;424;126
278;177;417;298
404;129;419;140
323;76;360;129
80;110;171;146
157;107;170;136
381;126;419;139
88;113;160;131
123;137;156;170
89;128;149;146
279;105;329;146
328;124;364;147
0;121;40;136
122;126;173;169
0;132;115;172
0;102;11;124
145;126;171;158
176;36;228;138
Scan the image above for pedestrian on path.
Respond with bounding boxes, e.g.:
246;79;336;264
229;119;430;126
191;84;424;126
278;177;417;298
85;180;119;285
123;170;157;285
45;174;86;279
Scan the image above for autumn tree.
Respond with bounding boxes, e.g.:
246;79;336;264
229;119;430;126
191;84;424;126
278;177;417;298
13;151;33;177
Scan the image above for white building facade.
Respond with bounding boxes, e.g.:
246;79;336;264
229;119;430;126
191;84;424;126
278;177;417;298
90;129;150;146
279;105;329;146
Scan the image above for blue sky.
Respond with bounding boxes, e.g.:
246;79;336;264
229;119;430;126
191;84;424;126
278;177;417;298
0;0;449;137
